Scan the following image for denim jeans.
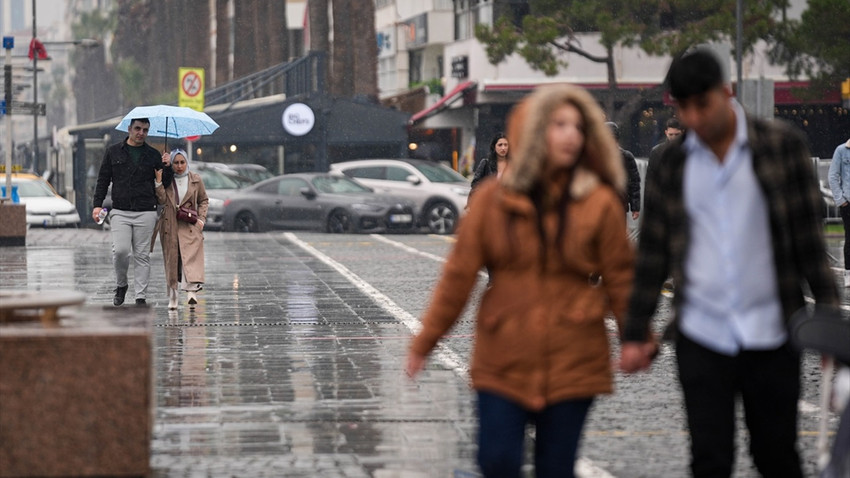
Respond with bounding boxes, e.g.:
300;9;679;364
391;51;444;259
476;390;593;478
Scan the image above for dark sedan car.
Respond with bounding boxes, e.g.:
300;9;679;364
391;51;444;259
222;173;416;233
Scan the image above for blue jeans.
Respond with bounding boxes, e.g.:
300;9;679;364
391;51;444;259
476;391;593;478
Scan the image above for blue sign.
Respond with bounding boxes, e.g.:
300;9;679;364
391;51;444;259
2;37;13;49
1;99;5;115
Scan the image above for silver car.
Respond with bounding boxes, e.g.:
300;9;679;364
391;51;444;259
193;162;244;230
330;159;470;234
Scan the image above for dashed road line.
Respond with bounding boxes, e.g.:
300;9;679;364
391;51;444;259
284;232;467;376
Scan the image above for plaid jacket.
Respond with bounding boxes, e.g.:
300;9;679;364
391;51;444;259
622;115;839;342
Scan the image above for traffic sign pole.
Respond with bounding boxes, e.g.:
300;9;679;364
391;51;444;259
3;36;13;202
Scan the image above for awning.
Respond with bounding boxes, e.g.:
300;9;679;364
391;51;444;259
409;81;477;125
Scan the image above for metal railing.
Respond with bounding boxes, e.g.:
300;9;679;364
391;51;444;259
205;51;326;110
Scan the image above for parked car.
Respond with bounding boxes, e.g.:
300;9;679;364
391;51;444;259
228;164;274;184
194;161;253;188
193;162;245;230
330;159;470;234
5;173;81;227
222;173;416;233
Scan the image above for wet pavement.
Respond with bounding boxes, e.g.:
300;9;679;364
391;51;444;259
1;228;846;477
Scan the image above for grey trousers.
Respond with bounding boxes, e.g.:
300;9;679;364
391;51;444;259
110;209;158;300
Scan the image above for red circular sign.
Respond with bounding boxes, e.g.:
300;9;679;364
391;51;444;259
181;71;202;98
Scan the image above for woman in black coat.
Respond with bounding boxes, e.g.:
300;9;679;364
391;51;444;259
471;133;509;193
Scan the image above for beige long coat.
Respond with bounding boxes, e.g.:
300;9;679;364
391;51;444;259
155;172;209;290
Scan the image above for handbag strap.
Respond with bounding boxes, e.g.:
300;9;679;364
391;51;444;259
172;180;180;206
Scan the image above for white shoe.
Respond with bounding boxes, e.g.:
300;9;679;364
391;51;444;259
168;288;178;310
844;270;850;288
187;290;198;307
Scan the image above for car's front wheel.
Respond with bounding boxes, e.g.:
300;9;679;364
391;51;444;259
327;209;352;233
234;211;259;233
424;201;457;234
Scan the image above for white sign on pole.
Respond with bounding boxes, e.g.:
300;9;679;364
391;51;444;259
281;103;315;136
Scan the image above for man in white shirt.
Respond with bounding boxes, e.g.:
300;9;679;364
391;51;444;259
620;47;839;478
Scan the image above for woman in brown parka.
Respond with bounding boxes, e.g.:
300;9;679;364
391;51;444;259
154;149;208;310
406;84;634;478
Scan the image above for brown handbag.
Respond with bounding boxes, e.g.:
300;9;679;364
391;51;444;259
173;182;198;224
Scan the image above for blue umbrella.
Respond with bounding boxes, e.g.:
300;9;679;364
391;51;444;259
116;105;219;149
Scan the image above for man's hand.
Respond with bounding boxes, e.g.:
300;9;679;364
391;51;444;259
161;151;171;167
841;201;849;208
632;211;640;220
619;341;658;373
91;207;102;222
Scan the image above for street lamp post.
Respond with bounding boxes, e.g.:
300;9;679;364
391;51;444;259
31;0;38;174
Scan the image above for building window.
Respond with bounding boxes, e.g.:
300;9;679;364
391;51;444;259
455;0;508;40
409;49;423;85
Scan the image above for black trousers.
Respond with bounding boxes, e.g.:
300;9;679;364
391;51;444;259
676;333;803;478
841;204;850;269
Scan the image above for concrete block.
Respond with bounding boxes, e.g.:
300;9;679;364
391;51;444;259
0;203;26;247
0;305;153;477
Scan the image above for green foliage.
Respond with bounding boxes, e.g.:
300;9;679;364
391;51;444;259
71;10;115;43
116;59;145;107
769;0;850;84
474;0;787;76
410;78;445;96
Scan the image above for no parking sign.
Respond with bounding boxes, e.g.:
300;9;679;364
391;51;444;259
178;67;205;112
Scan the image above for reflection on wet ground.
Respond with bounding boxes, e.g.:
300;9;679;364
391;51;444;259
2;230;478;477
2;229;845;477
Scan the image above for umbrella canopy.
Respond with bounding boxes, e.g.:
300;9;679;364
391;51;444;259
115;105;219;140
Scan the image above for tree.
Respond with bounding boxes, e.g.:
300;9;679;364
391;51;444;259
768;0;850;94
71;9;121;122
329;0;378;99
475;0;786;123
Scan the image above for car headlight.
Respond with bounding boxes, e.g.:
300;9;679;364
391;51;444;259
451;187;470;197
351;203;383;213
208;197;224;208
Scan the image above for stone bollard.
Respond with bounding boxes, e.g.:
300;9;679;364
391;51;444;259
0;300;153;477
0;202;26;246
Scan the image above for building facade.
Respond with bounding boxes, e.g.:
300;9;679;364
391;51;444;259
381;0;848;172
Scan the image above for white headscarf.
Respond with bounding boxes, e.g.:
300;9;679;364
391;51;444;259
170;148;190;178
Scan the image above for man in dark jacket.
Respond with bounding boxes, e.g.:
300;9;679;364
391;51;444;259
619;48;838;478
606;122;641;221
92;118;173;306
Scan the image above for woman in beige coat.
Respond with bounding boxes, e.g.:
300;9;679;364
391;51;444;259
406;84;635;478
154;149;208;309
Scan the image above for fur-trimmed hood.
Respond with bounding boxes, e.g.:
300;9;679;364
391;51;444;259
501;84;625;200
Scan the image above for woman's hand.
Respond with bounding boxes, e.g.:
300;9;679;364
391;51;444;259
155;168;163;183
406;351;427;379
619;340;659;373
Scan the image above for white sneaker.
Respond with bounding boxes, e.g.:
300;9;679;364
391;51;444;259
168;288;178;310
187;290;198;307
844;270;850;288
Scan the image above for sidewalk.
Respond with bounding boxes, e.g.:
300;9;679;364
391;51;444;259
2;227;844;477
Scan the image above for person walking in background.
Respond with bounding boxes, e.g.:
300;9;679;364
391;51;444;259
154;149;208;310
647;117;683;168
606;121;641;221
620;47;839;478
92;117;173;306
407;84;633;478
827;138;850;287
470;133;509;194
